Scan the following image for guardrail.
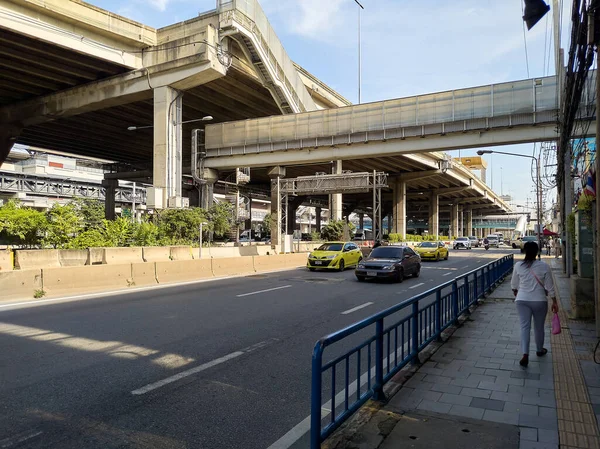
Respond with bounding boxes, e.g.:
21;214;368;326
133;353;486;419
310;254;514;448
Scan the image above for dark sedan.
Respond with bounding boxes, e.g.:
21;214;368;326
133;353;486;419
355;246;421;282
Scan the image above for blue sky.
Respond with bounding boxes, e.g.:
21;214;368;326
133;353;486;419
90;0;571;210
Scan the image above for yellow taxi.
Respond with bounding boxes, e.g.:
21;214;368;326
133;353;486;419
307;242;362;272
415;241;449;261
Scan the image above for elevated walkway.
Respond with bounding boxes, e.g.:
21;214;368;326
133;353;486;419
204;73;597;169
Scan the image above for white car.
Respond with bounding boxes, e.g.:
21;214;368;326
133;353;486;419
453;237;472;250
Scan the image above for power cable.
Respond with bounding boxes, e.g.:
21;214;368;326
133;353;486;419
522;0;531;78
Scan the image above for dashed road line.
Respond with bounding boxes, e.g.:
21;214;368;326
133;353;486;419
341;302;374;315
409;282;425;289
236;285;292;297
131;339;278;395
0;430;43;448
443;272;453;276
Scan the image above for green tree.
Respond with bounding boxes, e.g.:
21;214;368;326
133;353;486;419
156;208;205;245
69;229;107;248
102;217;134;247
320;220;355;241
133;221;159;246
0;200;47;247
205;202;234;237
262;213;272;235
43;203;81;249
70;198;104;229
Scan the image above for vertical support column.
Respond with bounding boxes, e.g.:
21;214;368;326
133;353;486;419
429;192;439;238
269;166;286;250
245;195;253;234
451;204;459;238
387;215;392;235
359;213;364;230
331;160;343;221
393;179;406;238
151;86;182;209
316;207;322;232
102;179;118;220
459;207;464;237
466;208;473;237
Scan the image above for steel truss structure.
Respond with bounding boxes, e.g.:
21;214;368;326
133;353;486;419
275;171;388;242
0;173;146;204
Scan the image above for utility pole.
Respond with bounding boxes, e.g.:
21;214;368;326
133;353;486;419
592;4;600;337
354;0;365;104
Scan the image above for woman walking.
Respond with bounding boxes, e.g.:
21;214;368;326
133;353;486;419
510;241;559;367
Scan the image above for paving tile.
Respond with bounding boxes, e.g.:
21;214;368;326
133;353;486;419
504;401;538;416
419;365;446;376
524;379;555;389
460;387;492;399
519;413;558;430
484;368;513;378
448;404;485;420
417;399;452;414
537;429;559;444
520;427;538;442
478;381;509;392
422;374;452;385
538;407;557;420
490;391;523;403
483;409;518;425
450;378;481;388
429;383;462;395
409;389;443;402
522;395;556;408
405;377;433;390
458;365;486;375
519;441;558;449
470;397;505;411
474;361;501;369
510;371;541;380
440;369;470;380
467;374;497;383
439;392;472;406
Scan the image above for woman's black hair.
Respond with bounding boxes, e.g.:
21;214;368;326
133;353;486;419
522;241;539;267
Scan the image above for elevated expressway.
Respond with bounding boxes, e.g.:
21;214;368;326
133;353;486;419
1;0;590;241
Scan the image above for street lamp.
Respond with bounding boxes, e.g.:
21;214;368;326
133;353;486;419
478;149;542;259
127;116;214;131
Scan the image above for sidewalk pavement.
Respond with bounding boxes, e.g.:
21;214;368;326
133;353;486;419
326;258;600;449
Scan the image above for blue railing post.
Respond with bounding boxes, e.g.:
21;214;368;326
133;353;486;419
473;270;479;302
464;275;471;314
410;302;419;365
373;319;385;400
435;290;442;342
452;281;459;325
311;344;324;449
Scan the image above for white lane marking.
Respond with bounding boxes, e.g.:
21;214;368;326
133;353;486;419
131;339;277;395
266;416;311;449
0;267;305;312
341;302;374;315
462;265;470;268
420;266;458;271
0;430;43;448
236;285;292;297
443;272;453;276
409;282;425;289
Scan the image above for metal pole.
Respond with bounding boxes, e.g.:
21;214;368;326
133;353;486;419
132;181;136;222
536;156;542;260
199;222;203;259
353;0;364;104
277;176;282;252
596;56;600;336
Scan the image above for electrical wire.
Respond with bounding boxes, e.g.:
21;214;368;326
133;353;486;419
521;0;531;78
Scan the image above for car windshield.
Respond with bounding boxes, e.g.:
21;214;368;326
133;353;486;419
523;236;537;242
370;247;403;259
419;242;437;248
469;236;477;239
317;243;343;251
457;238;468;241
487;236;498;240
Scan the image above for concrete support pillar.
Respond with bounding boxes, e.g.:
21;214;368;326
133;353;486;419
199;168;219;210
429;193;439;238
151;86;182;209
359;213;364;230
459;208;464;237
331;160;343;221
0;124;20;168
393;179;406;237
102;179;118;220
466;209;473;237
316;207;322;232
245;195;253;232
451;204;459;238
269;166;286;248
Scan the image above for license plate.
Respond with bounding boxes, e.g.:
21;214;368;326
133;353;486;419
367;271;377;277
314;261;322;265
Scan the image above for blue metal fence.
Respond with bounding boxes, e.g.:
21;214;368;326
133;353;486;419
310;255;514;448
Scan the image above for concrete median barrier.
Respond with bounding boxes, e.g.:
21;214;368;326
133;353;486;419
58;250;88;267
131;262;157;286
15;249;60;270
253;255;287;272
155;259;213;284
170;246;193;261
0;269;42;300
208;247;241;258
143;247;170;262
42;264;132;296
103;247;143;264
0;250;13;271
284;253;309;268
212;256;255;277
88;248;104;265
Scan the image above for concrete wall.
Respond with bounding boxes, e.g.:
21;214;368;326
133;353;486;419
58;250;88;267
170;246;193;261
0;250;13;271
103;247;144;264
142;247;170;262
15;249;60;269
0;253;311;302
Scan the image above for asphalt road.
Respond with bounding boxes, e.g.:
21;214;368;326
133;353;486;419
0;247;517;449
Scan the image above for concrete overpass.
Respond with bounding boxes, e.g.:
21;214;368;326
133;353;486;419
0;0;547;244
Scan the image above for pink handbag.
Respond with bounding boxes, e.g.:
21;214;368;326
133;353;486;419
552;313;561;335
